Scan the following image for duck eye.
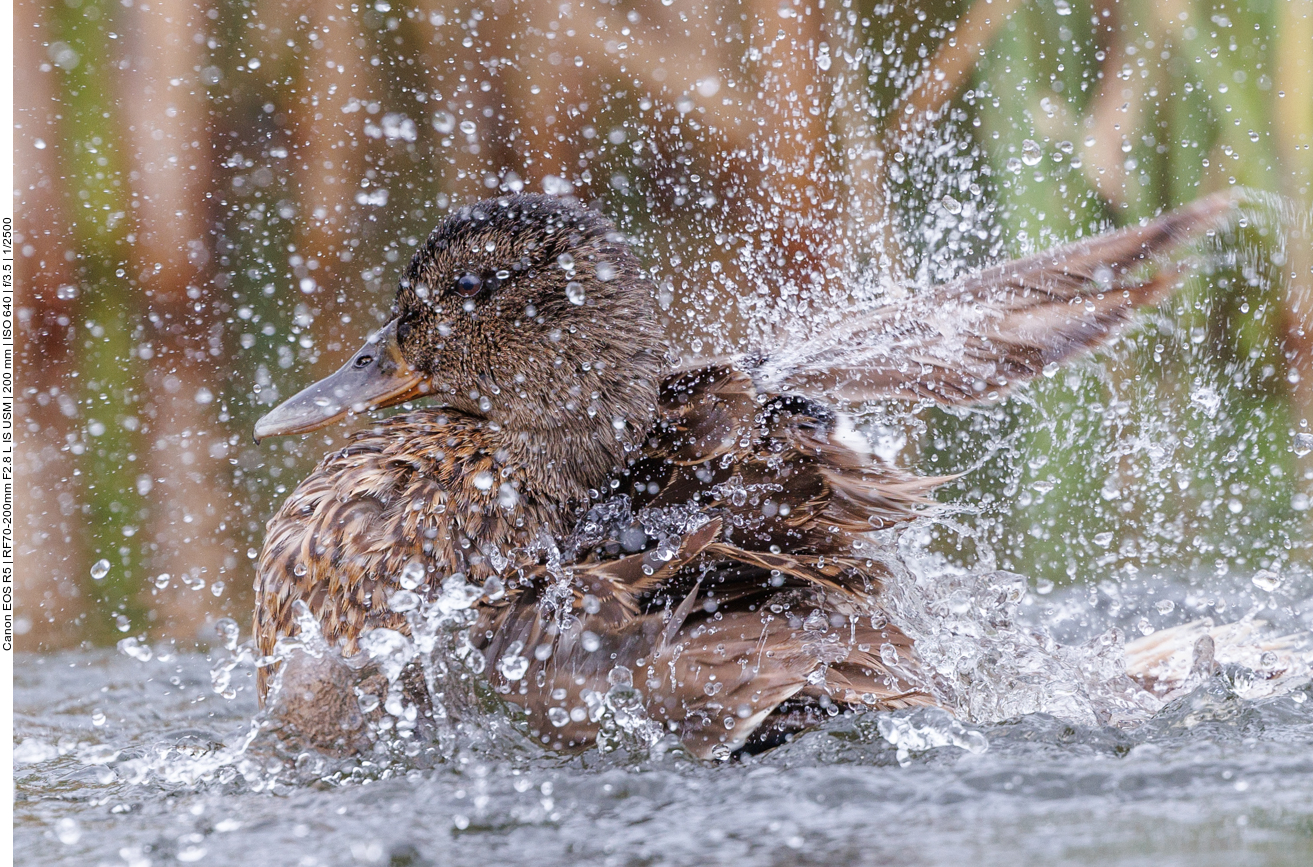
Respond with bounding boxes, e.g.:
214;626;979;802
455;273;484;297
353;353;374;369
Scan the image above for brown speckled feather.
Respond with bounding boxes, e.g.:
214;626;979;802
256;366;937;754
254;191;1239;757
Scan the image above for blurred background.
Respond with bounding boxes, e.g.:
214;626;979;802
15;0;1313;650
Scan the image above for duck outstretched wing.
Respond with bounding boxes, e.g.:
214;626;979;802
750;190;1240;406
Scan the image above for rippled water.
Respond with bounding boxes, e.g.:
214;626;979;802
16;595;1313;867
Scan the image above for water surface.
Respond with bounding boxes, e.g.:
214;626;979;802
15;642;1313;867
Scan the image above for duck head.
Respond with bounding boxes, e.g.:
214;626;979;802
255;194;664;486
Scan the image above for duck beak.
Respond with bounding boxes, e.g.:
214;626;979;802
254;319;428;441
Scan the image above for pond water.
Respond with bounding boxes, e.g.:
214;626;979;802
15;576;1313;867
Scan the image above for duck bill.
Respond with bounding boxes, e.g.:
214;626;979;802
254;319;428;441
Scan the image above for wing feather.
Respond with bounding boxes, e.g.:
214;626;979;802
752;190;1240;405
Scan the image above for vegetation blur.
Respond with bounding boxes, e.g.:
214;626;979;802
15;0;1313;649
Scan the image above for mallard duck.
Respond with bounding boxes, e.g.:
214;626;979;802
253;191;1236;757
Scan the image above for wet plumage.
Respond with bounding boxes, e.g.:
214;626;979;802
254;191;1238;757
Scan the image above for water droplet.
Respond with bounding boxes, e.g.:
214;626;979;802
595;261;617;282
498;643;529;681
117;635;152;660
90;559;111;581
1021;140;1043;166
1293;432;1313;456
548;707;569;727
436;573;482;613
481;574;505;601
1155;599;1175;614
940;194;962;215
215;617;240;650
581;631;601;653
472;470;494;491
399;559;426;590
387;589;420;612
1092;531;1114;548
1251;570;1282;592
55;818;81;846
565;281;586;305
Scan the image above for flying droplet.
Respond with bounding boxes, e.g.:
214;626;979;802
1293;432;1313;456
1020;140;1043;166
389;589;421;613
481;574;505;601
90;559;110;581
566;282;586;305
399;559;426;590
498;647;529;681
1251;570;1282;592
117;636;152;660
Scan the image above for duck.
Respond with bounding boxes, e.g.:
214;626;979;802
253;190;1237;757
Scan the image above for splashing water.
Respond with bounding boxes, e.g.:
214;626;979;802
18;5;1313;864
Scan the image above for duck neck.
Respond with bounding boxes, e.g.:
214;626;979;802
494;374;660;511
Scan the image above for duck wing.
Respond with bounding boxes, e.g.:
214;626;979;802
478;361;937;756
750;190;1240;406
515;363;932;622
